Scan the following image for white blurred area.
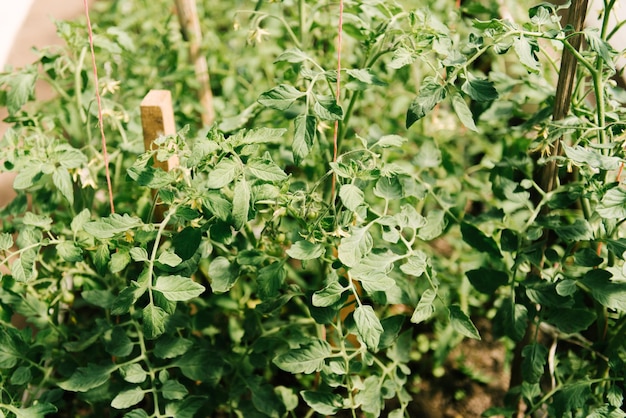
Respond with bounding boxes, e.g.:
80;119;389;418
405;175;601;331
0;1;35;69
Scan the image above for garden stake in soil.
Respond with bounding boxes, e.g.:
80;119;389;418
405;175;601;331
140;89;179;221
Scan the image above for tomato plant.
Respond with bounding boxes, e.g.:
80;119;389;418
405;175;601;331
1;0;626;416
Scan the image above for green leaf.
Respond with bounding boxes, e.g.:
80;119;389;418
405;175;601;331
545;308;596;334
123;410;149;418
111;387;145;409
346;68;386;86
413;141;442;169
273;339;331;374
598;187;626;219
110;249;131;273
389;47;416;69
83;213;142;239
246;158;288;181
0;328;26;368
338;227;373;267
232;178;250;230
493;298;528;341
154;336;193;359
53;167;74;205
513;35;540;72
0;232;14;251
521;343;548;383
161;379;188;400
157;251;183;267
70;209;91;235
11;248;37;282
466;268;508;294
354;305;384;350
143;304;168;340
564;145;621;171
154;275;205;301
12;403;57;418
339;184;364;211
129;247;148;262
400;251;430;277
208;256;239;293
584;28;615;69
313;279;346;307
175;349;224;385
3;70;37;115
286;240;325;260
207;158;238;189
275;48;310;63
461;74;499;101
354;375;383;416
406;77;447;128
10;366;32;385
461;222;501;258
313;98;344;121
293;114;316;165
301;391;343;415
172;227;202;261
374;176;403;200
249;378;286;417
23;212;52;230
164;397;206;418
371;134;407;149
449;305;481;339
580;269;626;311
552;381;591;417
105;326;133;357
258;84;305;110
450;91;478;131
56;241;82;262
58;363;115;392
257;261;286;300
411;288;437;324
119;364;147;384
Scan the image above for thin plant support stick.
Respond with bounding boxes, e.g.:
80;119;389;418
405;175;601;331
83;0;115;214
331;0;344;198
175;0;215;126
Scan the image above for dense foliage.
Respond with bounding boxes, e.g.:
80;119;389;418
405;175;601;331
1;0;626;416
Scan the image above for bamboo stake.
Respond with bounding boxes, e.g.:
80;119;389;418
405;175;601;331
175;0;215;126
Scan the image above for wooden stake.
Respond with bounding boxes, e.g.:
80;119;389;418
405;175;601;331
140;89;179;172
175;0;215;126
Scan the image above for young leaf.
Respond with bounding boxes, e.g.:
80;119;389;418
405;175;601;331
354;305;384;350
3;70;37;115
12;403;57;418
450;91;478;131
313;99;343;121
448;305;481;340
400;251;430;277
157;251;183;267
143;304;168;340
111;387;145;409
389;47;416;69
58;363;115;392
286;240;325;260
597;188;626;219
293;114;316;165
258;84;305;110
232;177;250;230
273;339;331;374
0;232;14;251
257;261;287;300
411;288;437;324
406;77;447;128
339;184;364;211
301;391;343;415
354;375;383;416
0;328;27;368
154;275;205;301
11;248;37;282
583;28;615;69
